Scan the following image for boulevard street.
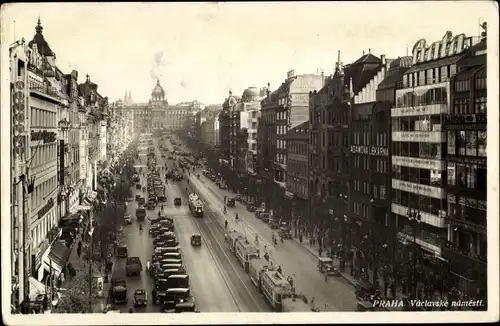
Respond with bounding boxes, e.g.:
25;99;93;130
168;137;359;312
110;136;270;312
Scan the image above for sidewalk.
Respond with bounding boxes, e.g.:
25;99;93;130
60;233;114;313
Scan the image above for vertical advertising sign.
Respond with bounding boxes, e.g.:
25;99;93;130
59;139;65;185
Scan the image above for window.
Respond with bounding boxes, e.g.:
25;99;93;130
373;185;378;198
457;131;466;156
453;98;469;115
466;131;478;156
380;185;386;200
447;131;456;155
478;131;487;156
475;96;487;114
447;163;456;186
467;164;477;189
456;163;467;188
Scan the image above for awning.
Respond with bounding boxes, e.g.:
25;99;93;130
29;277;46;301
43;242;70;278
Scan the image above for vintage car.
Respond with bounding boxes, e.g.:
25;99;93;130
190;234;202;247
174;197;182;206
227;198;235;207
145;201;157;210
278;222;292;238
124;215;132;225
116;245;129;258
175;302;198;313
134;289;148;307
109;278;128;304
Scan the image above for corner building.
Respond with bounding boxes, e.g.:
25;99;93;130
391;31;480;284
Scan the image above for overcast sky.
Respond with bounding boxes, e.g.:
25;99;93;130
1;2;496;104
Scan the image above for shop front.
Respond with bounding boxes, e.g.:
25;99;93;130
31;226;62;282
283;191;294;222
41;241;71;288
270;184;285;221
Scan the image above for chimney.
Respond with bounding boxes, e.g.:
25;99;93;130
381;54;386;65
349;77;353;95
321;70;325;87
71;70;78;80
86;74;90;83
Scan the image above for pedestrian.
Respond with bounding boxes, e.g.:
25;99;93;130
77;246;82;258
277;265;282;275
152;288;157;304
324;272;328;283
318;247;322;257
299;234;303;244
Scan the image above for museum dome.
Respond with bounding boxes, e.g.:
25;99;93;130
241;86;260;102
151;79;165;96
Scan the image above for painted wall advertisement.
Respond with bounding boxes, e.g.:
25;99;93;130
290;93;309;107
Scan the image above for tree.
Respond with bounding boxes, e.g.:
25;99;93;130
52;261;99;313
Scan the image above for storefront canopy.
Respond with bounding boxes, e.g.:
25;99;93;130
29;276;46;301
43;242;70;278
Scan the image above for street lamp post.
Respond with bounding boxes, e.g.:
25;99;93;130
88;217;94;312
407;207;421;301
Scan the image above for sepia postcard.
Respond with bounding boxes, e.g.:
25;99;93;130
1;1;498;325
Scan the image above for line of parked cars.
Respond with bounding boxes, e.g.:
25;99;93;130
148;214;199;313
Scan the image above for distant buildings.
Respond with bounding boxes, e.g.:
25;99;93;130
118;81;203;133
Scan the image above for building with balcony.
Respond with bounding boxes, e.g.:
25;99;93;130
10;18;110;311
308;50;385;249
246;108;261;176
283;121;309;226
26;20;67;283
391;31;480;269
443;26;487;300
219;91;239;184
347;55;402;283
63;70;82;214
10;37;31;309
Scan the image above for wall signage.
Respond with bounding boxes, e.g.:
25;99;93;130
447;155;486;167
412;31;473;65
444;114;486;124
392;131;444;143
59;139;65;185
392;155;445;171
31;130;57;143
37;197;55;219
392;179;446;199
350;145;389;157
391;103;448;117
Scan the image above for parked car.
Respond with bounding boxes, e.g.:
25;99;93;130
124;215;132;224
174;198;182;206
